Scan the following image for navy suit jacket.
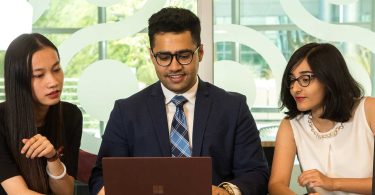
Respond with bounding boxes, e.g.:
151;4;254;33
89;80;269;195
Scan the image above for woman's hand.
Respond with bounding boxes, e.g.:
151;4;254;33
21;134;55;159
298;169;335;191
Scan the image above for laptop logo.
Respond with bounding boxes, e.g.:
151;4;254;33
153;185;164;194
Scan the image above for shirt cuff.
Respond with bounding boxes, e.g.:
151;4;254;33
219;182;242;195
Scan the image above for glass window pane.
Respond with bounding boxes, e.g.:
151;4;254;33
214;0;374;130
0;0;198;154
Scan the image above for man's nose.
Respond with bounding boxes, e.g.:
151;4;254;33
168;55;182;71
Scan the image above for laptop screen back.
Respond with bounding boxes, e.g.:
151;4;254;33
103;157;212;195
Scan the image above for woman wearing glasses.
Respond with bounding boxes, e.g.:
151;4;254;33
268;43;375;194
0;33;82;194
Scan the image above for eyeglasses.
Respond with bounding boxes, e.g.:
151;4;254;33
151;47;200;67
288;74;315;88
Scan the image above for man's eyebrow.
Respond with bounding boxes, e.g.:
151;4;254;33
156;49;193;54
299;71;314;74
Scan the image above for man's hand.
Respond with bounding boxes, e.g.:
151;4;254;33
97;186;105;195
212;185;229;195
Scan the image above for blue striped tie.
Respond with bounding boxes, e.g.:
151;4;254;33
170;95;191;157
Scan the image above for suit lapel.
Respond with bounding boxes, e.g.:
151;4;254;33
192;80;211;156
147;82;171;157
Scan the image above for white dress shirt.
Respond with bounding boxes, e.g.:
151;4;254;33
160;78;241;195
161;79;198;147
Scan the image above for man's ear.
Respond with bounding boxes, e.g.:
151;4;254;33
148;48;152;57
198;44;204;62
149;48;154;60
149;48;157;65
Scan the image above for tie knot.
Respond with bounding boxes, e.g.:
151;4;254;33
171;95;187;107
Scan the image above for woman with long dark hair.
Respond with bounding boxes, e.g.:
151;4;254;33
0;33;82;194
269;43;374;194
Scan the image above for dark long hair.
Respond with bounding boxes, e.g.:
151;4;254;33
280;43;363;122
4;33;63;193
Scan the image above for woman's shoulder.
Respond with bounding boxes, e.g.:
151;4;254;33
60;102;82;135
0;103;5;135
277;118;293;135
61;101;81;115
363;96;375;106
275;118;296;147
0;102;6;126
363;97;375;130
361;96;375;115
60;101;82;126
280;117;291;126
0;102;5;114
279;114;308;136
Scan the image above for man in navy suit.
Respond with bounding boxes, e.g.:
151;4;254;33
89;7;269;195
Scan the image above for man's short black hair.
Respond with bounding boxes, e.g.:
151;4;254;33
148;7;201;49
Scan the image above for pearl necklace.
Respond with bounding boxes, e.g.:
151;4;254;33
307;113;344;139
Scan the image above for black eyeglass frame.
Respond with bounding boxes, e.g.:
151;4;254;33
288;74;316;88
151;46;200;67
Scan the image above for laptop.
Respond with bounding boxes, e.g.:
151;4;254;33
102;157;212;195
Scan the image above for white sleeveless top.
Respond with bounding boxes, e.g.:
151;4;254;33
290;98;374;195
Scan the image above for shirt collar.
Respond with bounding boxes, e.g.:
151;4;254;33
161;77;199;105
